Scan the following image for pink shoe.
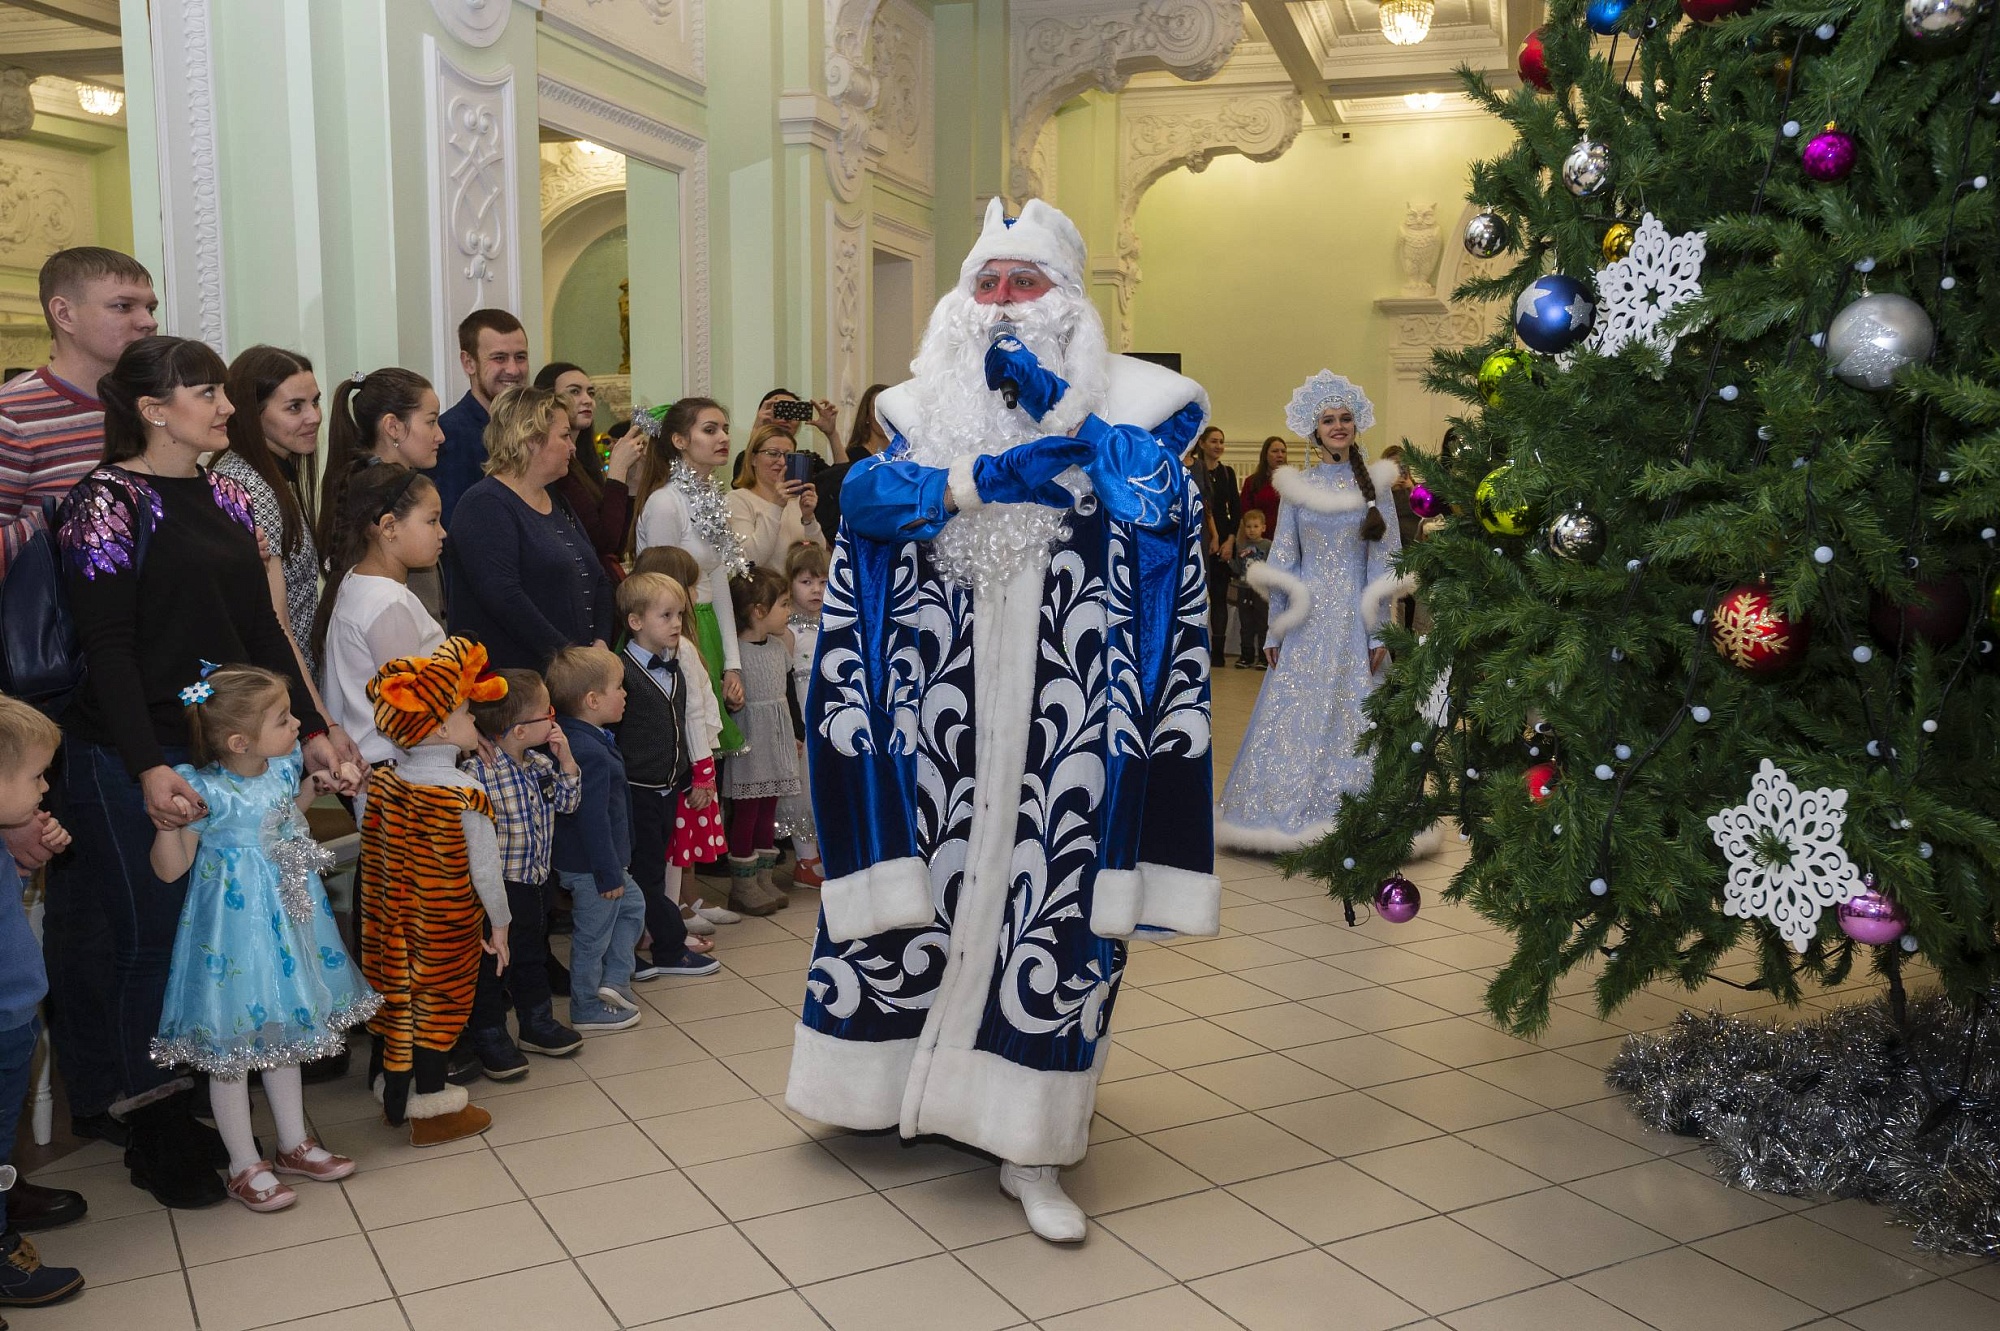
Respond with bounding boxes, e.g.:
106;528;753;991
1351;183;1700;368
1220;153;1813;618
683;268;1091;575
274;1137;357;1182
226;1162;297;1212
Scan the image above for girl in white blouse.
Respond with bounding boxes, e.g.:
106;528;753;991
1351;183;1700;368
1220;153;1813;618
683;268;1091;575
633;398;747;751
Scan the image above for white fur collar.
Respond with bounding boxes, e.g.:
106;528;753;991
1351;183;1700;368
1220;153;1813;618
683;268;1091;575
1270;461;1400;513
876;354;1206;443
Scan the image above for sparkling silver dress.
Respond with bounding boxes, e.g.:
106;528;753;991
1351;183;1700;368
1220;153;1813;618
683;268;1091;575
1216;461;1404;852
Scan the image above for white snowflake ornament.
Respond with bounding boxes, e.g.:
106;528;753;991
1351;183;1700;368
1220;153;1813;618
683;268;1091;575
1583;212;1707;368
1706;759;1866;952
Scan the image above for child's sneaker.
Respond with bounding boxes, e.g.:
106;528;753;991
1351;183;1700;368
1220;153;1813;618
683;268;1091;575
0;1232;82;1306
648;949;721;978
597;986;641;1012
694;899;741;925
570;998;641;1034
515;1002;582;1056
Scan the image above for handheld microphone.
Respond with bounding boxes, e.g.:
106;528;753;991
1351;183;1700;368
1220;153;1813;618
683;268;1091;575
990;319;1021;410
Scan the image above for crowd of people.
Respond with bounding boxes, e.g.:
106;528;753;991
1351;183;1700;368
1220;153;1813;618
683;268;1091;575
0;228;1417;1294
0;246;893;1308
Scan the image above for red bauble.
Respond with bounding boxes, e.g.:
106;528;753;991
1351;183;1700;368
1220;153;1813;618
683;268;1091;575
1524;763;1559;802
1680;0;1758;20
1519;29;1551;92
1712;583;1810;673
1867;578;1972;652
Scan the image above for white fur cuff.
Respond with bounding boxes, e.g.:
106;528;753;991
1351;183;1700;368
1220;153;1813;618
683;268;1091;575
1360;571;1417;635
822;857;935;943
1091;863;1222;940
947;455;985;514
786;1023;911;1131
1247;560;1311;642
404;1083;469;1120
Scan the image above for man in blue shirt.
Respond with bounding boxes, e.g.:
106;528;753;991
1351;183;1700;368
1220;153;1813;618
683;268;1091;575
431;308;530;524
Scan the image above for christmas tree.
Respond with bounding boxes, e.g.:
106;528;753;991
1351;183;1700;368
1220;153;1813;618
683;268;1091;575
1300;0;2000;1036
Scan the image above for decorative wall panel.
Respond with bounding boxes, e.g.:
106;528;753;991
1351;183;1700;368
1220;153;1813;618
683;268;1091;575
426;37;519;391
541;0;706;89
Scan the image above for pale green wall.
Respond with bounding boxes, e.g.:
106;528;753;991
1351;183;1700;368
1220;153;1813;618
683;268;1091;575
1130;116;1516;450
551;226;629;375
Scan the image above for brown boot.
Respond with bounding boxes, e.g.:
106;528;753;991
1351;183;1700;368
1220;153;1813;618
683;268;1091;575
403;1084;492;1148
726;854;781;915
754;849;792;909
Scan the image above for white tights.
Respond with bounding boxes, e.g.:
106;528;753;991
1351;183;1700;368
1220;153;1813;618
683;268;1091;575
796;832;819;862
210;1065;323;1184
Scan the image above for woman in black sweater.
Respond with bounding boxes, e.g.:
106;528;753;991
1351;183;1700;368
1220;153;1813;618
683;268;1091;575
50;336;354;1210
447;385;615;669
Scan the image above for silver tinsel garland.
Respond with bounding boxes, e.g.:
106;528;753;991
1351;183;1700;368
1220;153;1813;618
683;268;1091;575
672;459;749;579
263;803;334;925
1608;992;2000;1255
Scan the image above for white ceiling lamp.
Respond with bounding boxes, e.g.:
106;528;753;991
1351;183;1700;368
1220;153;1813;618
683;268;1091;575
575;139;611;157
75;84;124;117
1404;92;1447;111
1379;0;1435;46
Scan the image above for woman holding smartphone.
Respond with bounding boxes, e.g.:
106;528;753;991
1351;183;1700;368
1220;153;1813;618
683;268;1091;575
727;423;824;570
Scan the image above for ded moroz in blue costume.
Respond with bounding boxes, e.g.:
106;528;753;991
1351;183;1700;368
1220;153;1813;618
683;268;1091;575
784;199;1221;1241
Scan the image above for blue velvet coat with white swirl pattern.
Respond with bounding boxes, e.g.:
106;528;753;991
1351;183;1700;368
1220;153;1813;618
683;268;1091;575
783;357;1222;1167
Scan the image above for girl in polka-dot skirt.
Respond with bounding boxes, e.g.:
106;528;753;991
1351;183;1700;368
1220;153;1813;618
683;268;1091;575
668;633;734;935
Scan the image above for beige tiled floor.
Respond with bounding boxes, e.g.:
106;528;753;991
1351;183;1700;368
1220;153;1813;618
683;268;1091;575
15;668;1997;1330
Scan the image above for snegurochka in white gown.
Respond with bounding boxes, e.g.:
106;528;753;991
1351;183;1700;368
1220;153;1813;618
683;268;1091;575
1217;370;1410;854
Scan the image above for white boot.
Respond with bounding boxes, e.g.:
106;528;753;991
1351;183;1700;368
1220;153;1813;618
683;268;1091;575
999;1162;1086;1243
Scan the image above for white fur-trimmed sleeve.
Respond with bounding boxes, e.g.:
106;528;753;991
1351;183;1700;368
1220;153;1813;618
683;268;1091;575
946;455;985;513
821;857;934;943
1090;863;1222;939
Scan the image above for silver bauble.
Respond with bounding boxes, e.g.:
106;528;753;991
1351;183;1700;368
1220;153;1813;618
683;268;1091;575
1902;0;1977;41
1825;293;1936;390
1546;507;1607;563
1562;138;1613;198
1464;211;1510;258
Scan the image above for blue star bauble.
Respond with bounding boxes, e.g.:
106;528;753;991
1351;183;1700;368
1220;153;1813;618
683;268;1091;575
1513;275;1597;354
1586;0;1635;33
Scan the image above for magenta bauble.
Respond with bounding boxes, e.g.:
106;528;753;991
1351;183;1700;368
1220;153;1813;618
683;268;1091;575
1409;484;1445;519
1801;130;1858;183
1519;30;1551;92
1837;886;1909;946
1375;875;1422;924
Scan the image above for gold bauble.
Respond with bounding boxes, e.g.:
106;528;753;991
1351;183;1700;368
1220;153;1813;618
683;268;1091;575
1601;222;1636;264
1475;463;1531;537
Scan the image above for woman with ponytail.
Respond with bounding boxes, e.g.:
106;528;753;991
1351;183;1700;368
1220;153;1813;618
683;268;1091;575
1216;371;1409;853
319;368;446;620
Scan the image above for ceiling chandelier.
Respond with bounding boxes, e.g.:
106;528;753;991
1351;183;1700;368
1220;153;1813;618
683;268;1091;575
1379;0;1435;46
75;84;124;117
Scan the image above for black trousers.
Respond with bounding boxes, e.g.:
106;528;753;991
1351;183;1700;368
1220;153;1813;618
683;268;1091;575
470;876;553;1031
1237;587;1269;663
628;785;692;966
1205;554;1234;656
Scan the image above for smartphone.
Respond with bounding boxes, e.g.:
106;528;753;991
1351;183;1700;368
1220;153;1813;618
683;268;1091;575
771;398;816;423
784;453;815;487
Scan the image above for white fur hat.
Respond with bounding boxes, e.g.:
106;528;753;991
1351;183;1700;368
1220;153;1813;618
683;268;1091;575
957;197;1088;290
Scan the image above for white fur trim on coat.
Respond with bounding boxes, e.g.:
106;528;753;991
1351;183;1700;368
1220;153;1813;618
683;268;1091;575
877;355;1205;444
947;454;986;513
1214;814;1335;855
909;1043;1106;1167
1091;863;1223;939
820;856;934;944
1247;560;1311;641
1360;571;1417;635
787;1023;912;1131
1269;461;1402;514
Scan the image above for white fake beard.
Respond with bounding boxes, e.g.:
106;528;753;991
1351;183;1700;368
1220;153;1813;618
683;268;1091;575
902;282;1110;591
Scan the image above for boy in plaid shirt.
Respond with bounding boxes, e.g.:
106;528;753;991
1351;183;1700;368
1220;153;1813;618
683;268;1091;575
461;668;583;1077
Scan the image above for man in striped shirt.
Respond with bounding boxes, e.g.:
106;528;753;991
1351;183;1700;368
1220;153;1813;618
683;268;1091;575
0;247;159;579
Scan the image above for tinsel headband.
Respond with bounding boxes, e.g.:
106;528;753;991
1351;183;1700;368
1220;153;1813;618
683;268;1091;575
1285;370;1376;438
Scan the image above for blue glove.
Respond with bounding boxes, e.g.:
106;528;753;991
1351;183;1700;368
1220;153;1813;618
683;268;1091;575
970;435;1096;508
984;333;1071;423
1077;417;1186;530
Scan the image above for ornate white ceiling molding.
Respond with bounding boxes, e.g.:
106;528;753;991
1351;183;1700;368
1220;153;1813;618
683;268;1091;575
429;0;513;49
539;140;625;227
1105;81;1301;350
1010;0;1243;203
540;0;705;91
147;0;226;350
536;75;710;393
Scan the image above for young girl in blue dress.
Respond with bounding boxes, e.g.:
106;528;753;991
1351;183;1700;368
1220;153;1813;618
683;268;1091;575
150;665;378;1213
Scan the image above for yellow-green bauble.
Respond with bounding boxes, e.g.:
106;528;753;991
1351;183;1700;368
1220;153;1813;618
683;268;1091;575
1602;221;1636;264
1475;463;1531;536
1477;348;1535;407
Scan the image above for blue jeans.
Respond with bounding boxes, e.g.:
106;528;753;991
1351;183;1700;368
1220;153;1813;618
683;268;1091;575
0;1018;41;1231
48;737;192;1105
560;871;644;1012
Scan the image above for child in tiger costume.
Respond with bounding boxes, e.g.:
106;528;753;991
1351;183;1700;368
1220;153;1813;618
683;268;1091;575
359;636;512;1145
